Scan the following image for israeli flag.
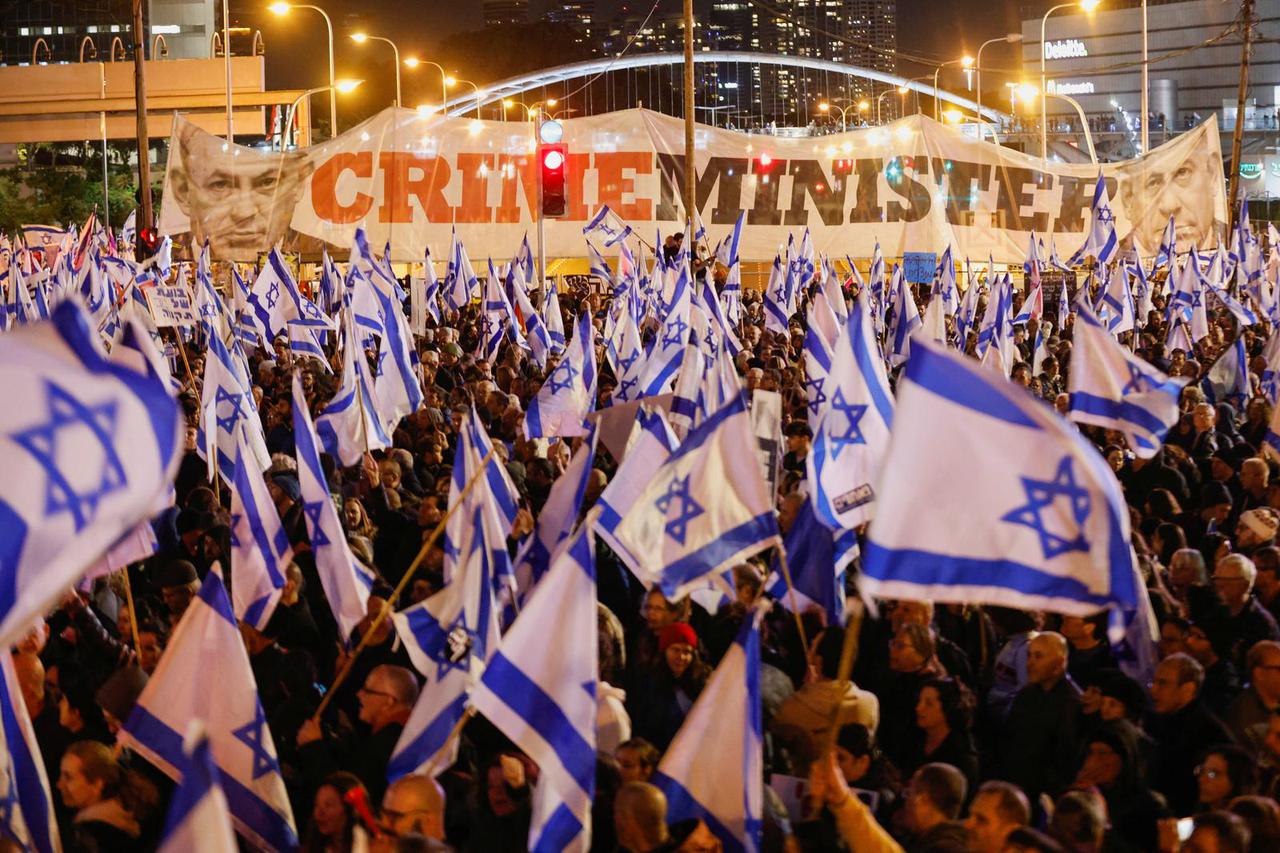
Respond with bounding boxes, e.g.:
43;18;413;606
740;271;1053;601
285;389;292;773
1068;174;1119;266
514;233;536;283
887;264;921;367
199;330;269;483
808;292;894;531
443;230;478;311
1263;400;1280;459
639;261;692;396
699;278;742;356
587;239;614;289
230;428;292;630
1032;326;1050;375
864;339;1139;615
803;313;834;430
526;310;597;438
593;407;679;579
763;254;791;335
389;499;503;779
604;396;780;598
0;300;181;648
545;287;567;353
508;264;552;370
1206;282;1261;329
288;321;331;372
1095;264;1136;335
122;569;296;850
609;302;647;404
956;268;982;344
443;407;519;585
1202;335;1252;411
1154;215;1178;269
246;249;306;341
583;204;633;247
315;310;393;466
765;497;856;627
0;653;59;853
472;530;599;852
370;268;424;433
1260;333;1280;404
1069;305;1186;458
158;725;237;853
513;427;597;604
669;335;708;440
292;374;374;643
653;608;763;853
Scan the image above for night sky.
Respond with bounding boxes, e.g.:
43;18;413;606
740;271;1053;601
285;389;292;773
247;0;1028;111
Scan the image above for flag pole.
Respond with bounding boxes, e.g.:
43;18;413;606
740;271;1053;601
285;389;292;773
311;448;497;721
773;544;811;654
821;599;864;758
119;565;143;654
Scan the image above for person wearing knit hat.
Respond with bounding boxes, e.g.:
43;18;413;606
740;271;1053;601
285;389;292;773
154;560;200;624
625;622;710;751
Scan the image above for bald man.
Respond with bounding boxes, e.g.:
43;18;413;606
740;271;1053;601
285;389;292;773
614;782;671;853
377;774;445;844
997;631;1082;802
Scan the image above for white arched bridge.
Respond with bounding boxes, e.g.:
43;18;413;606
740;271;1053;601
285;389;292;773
441;51;1011;125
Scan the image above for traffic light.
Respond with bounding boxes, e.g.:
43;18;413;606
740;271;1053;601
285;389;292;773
539;143;567;218
136;225;161;261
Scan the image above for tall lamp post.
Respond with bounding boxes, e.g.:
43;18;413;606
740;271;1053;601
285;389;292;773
1040;0;1101;160
269;2;337;138
447;76;483;119
817;101;850;131
876;86;907;124
350;32;401;106
976;33;1023;136
404;57;447;110
932;55;974;122
283;79;362;148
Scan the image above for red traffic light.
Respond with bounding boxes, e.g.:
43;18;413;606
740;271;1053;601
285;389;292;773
538;143;567;218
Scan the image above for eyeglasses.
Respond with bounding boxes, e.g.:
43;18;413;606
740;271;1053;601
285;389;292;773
1194;765;1223;780
357;686;398;701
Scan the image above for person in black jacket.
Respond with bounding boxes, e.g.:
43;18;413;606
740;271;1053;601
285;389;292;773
1147;653;1238;816
1072;722;1168;851
903;677;980;792
997;632;1081;803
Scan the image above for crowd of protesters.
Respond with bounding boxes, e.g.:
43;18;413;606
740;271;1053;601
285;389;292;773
12;231;1280;853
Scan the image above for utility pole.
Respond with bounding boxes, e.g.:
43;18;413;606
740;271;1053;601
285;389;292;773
1227;0;1255;232
682;0;695;228
132;0;153;228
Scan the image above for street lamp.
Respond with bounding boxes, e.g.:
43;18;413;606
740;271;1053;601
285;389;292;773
283;78;362;148
503;99;537;122
446;76;483;119
976;33;1023;136
269;3;339;138
1040;0;1101;159
932;55;974;122
1016;83;1096;163
876;87;904;124
404;57;448;112
817;101;850;132
350;32;401;106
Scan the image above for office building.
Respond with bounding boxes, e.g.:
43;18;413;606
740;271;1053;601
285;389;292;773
484;1;530;28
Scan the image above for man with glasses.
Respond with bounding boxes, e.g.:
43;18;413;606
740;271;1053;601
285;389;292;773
1212;554;1280;670
298;664;420;802
1147;654;1236;816
1225;640;1280;757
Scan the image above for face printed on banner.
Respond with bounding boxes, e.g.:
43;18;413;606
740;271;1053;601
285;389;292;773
169;123;314;259
1118;150;1222;258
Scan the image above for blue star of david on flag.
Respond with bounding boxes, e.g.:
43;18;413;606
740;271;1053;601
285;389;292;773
0;769;17;834
303;501;331;548
1122;361;1154;395
429;615;477;680
546;360;579;395
825;388;869;457
618;348;639;374
617;376;638;399
10;380;128;532
231;704;280;781
215;386;247;436
654;473;705;546
804;376;828;415
662;316;689;350
265;281;280;309
1097;206;1115;225
1001;456;1092;560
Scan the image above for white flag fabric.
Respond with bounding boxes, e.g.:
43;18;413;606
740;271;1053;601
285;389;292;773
121;569;298;852
472;530;599;853
0;652;60;853
157;726;237;853
864;339;1139;616
513;428;597;605
1068;174;1119;266
199;330;270;483
292;374;374;643
639;262;692;396
1069;305;1186;459
525;310;597;438
230;428;293;630
653;608;763;853
807;292;895;531
0;300;182;648
315;310;393;466
603;395;780;599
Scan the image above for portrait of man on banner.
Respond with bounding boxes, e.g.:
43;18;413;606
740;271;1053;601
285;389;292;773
162;119;316;261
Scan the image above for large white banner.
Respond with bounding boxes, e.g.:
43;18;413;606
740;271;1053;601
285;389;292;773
159;107;1226;265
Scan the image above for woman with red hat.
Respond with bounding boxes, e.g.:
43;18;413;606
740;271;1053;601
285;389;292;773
625;622;711;751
